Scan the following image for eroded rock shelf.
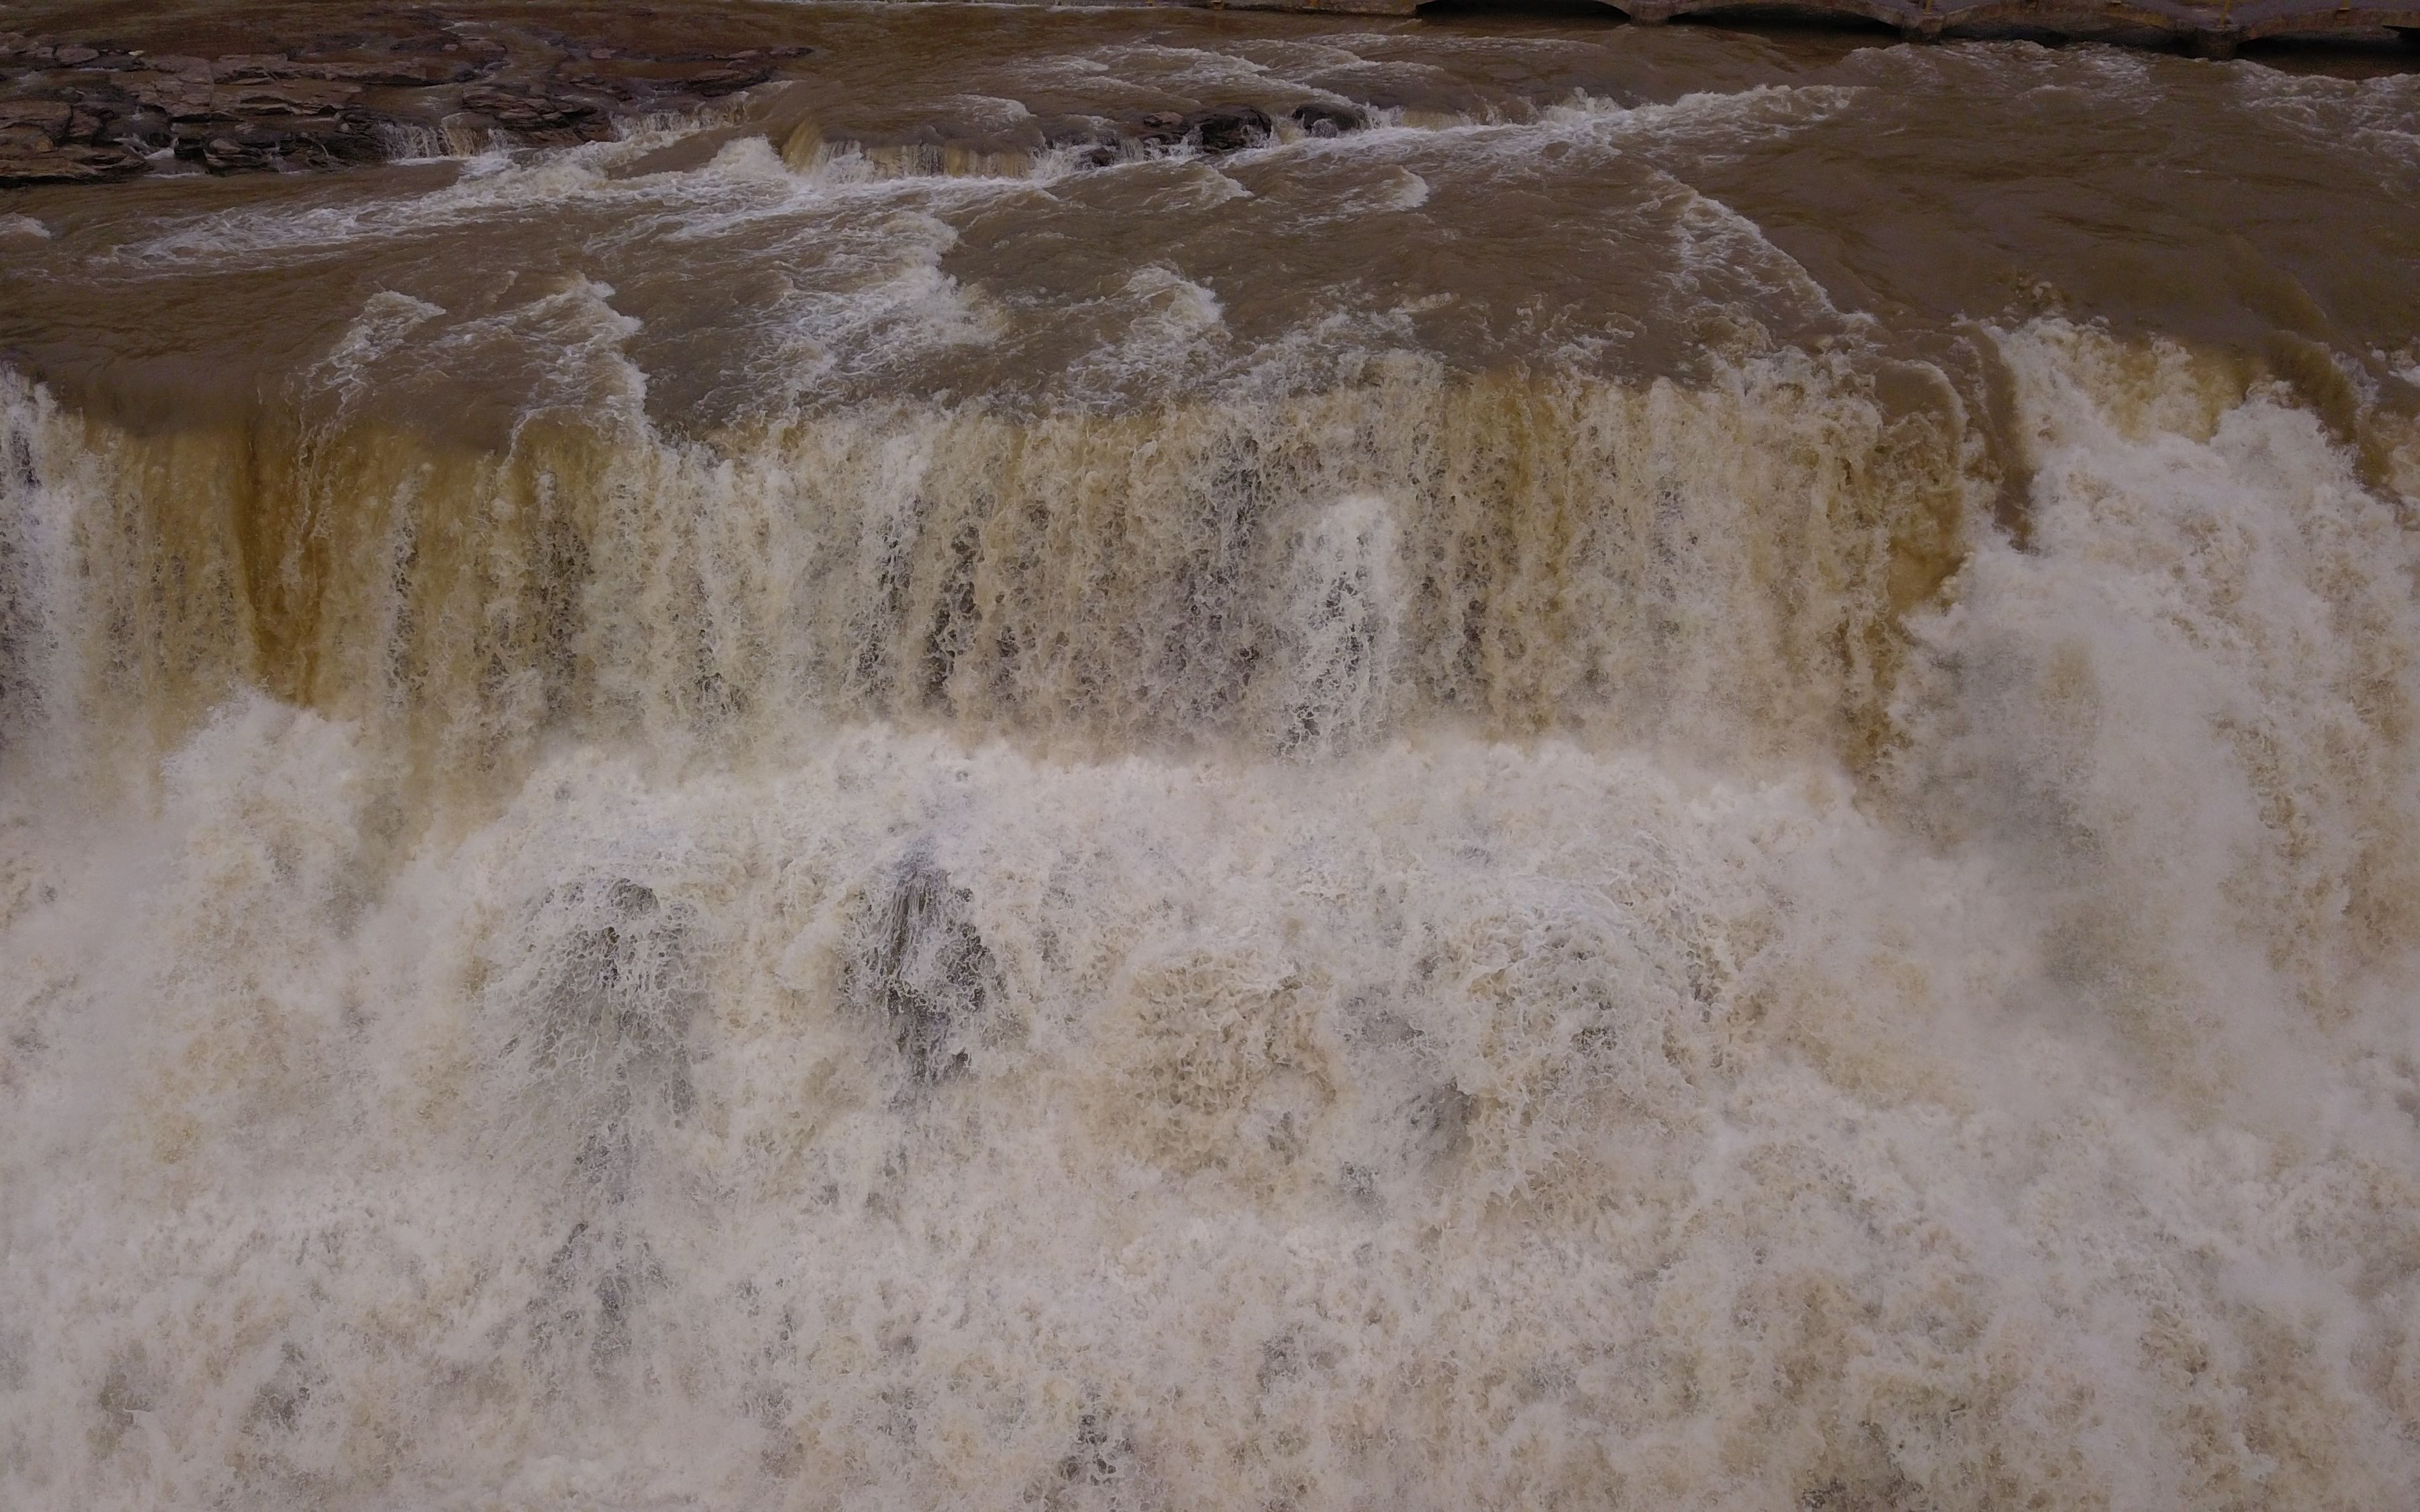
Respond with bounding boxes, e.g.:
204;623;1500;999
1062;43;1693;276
4;0;2413;189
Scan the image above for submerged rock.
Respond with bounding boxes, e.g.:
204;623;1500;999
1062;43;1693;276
1189;103;1274;153
1130;104;1276;155
844;849;998;1085
1195;103;1272;153
1290;100;1364;138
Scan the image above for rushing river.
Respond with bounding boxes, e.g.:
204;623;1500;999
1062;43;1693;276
3;4;2419;1507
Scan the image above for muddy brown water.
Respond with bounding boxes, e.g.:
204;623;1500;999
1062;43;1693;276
4;7;2420;1511
4;2;2416;439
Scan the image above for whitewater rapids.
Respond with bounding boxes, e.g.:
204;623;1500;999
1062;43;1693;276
3;7;2419;1509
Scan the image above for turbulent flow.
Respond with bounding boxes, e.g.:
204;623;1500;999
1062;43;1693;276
2;7;2419;1509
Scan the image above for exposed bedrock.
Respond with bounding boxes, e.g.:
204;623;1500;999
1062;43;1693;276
0;11;1385;187
7;0;2419;187
0;20;801;183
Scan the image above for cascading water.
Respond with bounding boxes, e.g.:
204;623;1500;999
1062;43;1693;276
2;5;2418;1509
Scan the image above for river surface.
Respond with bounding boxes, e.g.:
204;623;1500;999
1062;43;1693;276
4;4;2419;1508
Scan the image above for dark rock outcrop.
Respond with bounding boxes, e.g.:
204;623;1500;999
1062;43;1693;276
844;850;998;1086
1134;104;1277;155
0;10;1374;189
0;16;816;185
0;97;145;184
1290;101;1365;138
1192;103;1273;153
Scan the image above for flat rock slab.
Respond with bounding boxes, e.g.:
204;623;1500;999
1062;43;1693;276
0;5;1384;189
0;11;813;185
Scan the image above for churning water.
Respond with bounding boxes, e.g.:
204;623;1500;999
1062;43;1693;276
3;5;2419;1508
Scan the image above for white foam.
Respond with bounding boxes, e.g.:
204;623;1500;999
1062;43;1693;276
4;314;2418;1505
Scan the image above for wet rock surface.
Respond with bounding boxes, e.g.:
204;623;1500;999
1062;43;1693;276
0;5;1375;187
844;851;1000;1088
1133;103;1278;154
0;13;809;183
1289;100;1367;137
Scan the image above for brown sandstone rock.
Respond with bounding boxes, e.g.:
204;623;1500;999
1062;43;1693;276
0;15;811;184
0;127;145;184
0;99;72;136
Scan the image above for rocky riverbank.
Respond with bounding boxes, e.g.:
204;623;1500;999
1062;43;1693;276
0;6;1385;188
0;17;804;184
